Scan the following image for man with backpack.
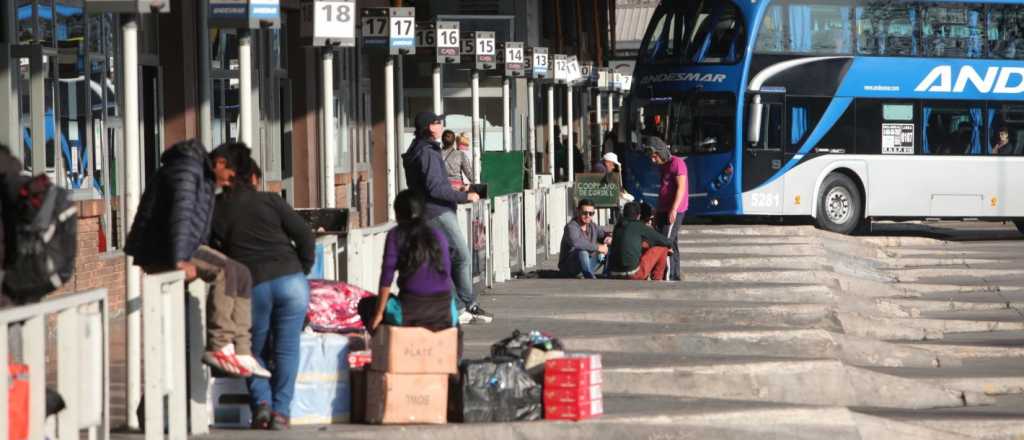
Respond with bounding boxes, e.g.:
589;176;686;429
125;139;269;378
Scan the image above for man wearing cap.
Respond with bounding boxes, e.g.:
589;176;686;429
402;111;493;324
647;136;687;281
592;152;621;175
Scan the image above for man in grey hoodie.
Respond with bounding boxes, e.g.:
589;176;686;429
402;112;493;324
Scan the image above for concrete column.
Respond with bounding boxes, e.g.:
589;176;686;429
122;15;142;431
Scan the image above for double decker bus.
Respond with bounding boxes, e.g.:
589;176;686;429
626;0;1024;234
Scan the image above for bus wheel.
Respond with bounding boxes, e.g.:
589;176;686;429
815;173;863;235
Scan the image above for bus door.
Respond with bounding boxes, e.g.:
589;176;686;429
743;91;786;213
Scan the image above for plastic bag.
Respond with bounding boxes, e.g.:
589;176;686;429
307;280;375;333
460;357;543;423
491;329;564;360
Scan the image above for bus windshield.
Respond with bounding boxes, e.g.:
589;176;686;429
638;93;736;155
640;1;747;65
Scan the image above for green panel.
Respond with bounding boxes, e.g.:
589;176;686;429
573;173;621;208
481;151;525;198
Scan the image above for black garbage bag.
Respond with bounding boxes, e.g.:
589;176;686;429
461;356;543;423
491;329;563;360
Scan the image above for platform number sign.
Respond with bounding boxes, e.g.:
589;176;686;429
528;47;549;79
567;56;581;83
301;0;355;46
505;46;523;64
477;36;495;56
389;10;414;50
461;36;475;55
553;55;568;82
438;27;459;48
415;25;435;48
502;42;525;77
362;14;387;38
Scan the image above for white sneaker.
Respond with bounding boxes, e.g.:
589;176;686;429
458;309;474;325
237;354;272;378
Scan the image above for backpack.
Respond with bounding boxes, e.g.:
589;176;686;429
3;175;77;302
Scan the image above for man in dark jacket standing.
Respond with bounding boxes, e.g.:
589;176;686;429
402;112;492;324
125;139;268;378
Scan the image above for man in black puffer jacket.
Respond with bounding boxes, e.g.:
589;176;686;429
125;138;268;379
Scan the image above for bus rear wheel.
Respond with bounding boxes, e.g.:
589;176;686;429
815;173;863;235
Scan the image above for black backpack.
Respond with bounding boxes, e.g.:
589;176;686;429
3;175;77;302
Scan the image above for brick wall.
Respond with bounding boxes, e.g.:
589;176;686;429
50;199;127;316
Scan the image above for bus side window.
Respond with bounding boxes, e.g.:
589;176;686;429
989;106;1024;155
756;103;784;150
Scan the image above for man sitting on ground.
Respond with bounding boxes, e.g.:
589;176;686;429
558;199;611;279
607;202;673;280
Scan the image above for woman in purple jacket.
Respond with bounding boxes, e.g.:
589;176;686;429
368;189;458;331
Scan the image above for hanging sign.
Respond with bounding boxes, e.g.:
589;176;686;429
526;47;548;79
209;0;280;29
361;7;415;55
461;31;495;70
435;21;460;64
500;42;525;77
553;54;568;83
300;0;356;47
84;0;170;13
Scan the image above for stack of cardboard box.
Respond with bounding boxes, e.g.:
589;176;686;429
543;354;603;421
365;325;458;424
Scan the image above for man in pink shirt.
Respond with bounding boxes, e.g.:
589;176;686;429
647;136;687;281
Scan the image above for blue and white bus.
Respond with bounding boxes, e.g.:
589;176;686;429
625;0;1024;233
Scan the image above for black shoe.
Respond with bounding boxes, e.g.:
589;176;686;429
251;402;272;429
467;304;493;323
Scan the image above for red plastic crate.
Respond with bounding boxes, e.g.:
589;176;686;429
544;384;602;404
545;399;603;421
545;354;601;374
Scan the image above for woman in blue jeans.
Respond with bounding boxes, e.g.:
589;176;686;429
210;143;316;430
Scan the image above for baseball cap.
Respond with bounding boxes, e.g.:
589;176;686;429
414;111;445;132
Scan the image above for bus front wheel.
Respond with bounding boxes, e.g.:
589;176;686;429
815;173;863;235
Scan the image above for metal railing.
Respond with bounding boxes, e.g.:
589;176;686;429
0;288;110;440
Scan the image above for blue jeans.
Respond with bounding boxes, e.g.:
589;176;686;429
564;249;599;279
428;211;476;310
247;272;310;417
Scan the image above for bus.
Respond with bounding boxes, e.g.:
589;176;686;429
624;0;1024;234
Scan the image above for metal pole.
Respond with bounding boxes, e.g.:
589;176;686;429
432;64;442;114
122;15;142;431
567;84;574;183
502;77;510;152
546;83;555;177
198;0;212;149
239;29;253;148
527;79;536;183
607;91;614;136
322;49;336;209
596;91;603;143
385;57;396;221
471;70;481;182
395;56;406;192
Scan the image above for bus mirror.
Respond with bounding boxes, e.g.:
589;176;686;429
747;95;763;145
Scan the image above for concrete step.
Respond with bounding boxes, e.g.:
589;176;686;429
858;394;1024;440
561;329;948;368
836;313;1024;341
890;267;1024;282
602;359;988;409
683;244;825;255
684;255;824;269
556;304;837;329
866;358;1024;395
532;283;836;303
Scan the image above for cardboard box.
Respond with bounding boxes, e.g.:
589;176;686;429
365;371;449;424
544;384;603;404
545;399;604;421
544;369;603;389
370;325;458;374
545;354;601;374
